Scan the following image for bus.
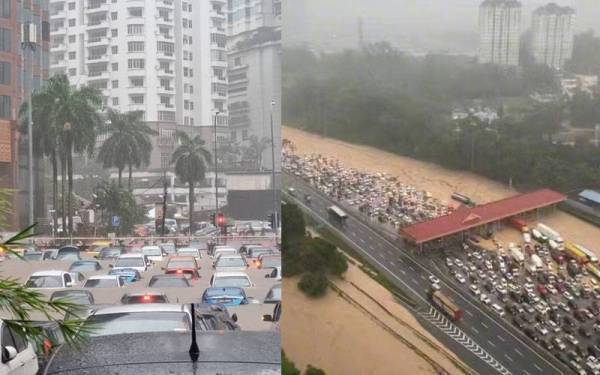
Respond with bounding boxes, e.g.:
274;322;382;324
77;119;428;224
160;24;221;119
564;242;589;265
586;263;600;281
327;205;348;225
430;290;462;321
575;244;599;264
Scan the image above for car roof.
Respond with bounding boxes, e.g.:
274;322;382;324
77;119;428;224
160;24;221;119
168;256;196;260
87;275;120;280
30;270;67;277
91;303;187;315
213;271;250;277
142;246;161;250
51;289;93;297
73;260;99;264
177;248;199;252
151;274;187;279
44;331;280;374
205;286;245;293
122;292;167;297
216;254;244;259
118;253;145;258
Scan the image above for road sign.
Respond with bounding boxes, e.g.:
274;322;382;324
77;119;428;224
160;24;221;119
111;216;121;227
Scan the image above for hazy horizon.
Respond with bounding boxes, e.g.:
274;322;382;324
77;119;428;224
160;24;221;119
284;0;600;54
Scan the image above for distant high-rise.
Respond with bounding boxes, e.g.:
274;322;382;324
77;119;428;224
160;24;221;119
478;0;522;66
531;3;575;70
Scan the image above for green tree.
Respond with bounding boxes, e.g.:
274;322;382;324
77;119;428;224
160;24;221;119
298;272;329;298
281;351;301;375
171;131;212;230
305;366;326;375
242;135;271;170
97;109;158;189
94;181;144;234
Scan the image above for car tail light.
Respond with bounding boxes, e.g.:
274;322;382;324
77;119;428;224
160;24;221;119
143;295;152;302
176;269;183;274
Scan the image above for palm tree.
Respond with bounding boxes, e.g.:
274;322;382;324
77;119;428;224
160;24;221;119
243;136;270;170
21;75;102;235
171;131;212;231
97;109;157;190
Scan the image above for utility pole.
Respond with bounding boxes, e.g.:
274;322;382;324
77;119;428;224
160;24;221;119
213;112;220;218
161;171;167;237
270;100;278;233
22;22;37;228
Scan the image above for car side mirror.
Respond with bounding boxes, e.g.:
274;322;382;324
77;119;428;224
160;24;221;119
262;314;273;322
66;281;74;287
265;274;270;278
108;264;114;268
2;346;18;363
161;267;166;271
232;313;238;322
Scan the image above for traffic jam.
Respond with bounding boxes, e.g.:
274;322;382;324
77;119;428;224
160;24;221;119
0;228;281;372
434;220;600;375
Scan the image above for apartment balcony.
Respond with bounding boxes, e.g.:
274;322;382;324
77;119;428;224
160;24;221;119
158;103;175;111
51;27;67;35
158;0;174;8
85;4;109;15
87;36;109;46
157;51;175;60
87;18;108;27
210;9;226;20
157;68;175;77
157;33;174;41
50;42;67;52
50;59;67;68
50;11;66;20
157;86;175;94
87;54;109;63
212;75;227;83
86;70;110;80
155;15;173;25
211;60;227;69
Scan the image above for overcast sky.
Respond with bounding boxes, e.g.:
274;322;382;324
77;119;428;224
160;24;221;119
284;0;600;53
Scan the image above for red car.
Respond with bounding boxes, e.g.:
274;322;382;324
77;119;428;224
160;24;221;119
163;256;201;281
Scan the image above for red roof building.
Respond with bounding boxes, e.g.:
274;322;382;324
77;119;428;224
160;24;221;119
401;189;566;245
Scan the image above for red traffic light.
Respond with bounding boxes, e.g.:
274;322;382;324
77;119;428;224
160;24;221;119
216;213;225;226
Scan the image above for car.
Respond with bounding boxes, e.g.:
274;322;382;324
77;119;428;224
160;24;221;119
69;260;102;273
256;254;281;269
246;247;276;260
589;345;600;358
157;242;177;255
513;316;526;328
111;253;149;273
96;247;123;260
0;319;39;374
50;290;95;305
83;275;124;288
213;254;249;272
534;323;548;336
547;320;561;333
264;284;281;304
85;304;191;337
108;268;142;284
575;309;588;322
559;301;571;312
524;327;539;342
428;275;440;284
212;246;238;259
264;266;282;281
141;246;165;263
121;292;169;304
579;326;593;338
201;287;250;307
566;334;580;346
454;273;466;284
563;315;577;327
163;256;201;280
55;246;81;261
480;293;491;304
563;291;574;301
22;251;44;261
492;303;505;317
541;338;554;351
176;247;202;259
148;274;191;288
469;284;480;296
262;301;281;331
445;257;453;267
210;271;254;288
25;270;76;289
193;303;240;331
553;337;567;351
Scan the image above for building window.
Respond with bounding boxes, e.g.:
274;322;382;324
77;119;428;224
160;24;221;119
112;62;118;71
0;0;10;18
111;29;118;37
112;80;118;88
0;61;10;85
0;95;9;118
128;59;145;69
68;35;76;43
68;2;75;10
160;153;170;169
127;24;144;35
158;111;175;121
128;41;144;52
189;117;194;125
111;46;118;54
160;96;172;107
68;68;76;76
128;7;143;17
112;97;119;106
234;57;241;66
130;77;144;87
111;12;117;20
68;19;76;27
68;51;76;60
0;28;10;52
157;42;174;55
130;94;144;104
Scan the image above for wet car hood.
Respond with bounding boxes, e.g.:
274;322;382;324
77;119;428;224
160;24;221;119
43;331;280;375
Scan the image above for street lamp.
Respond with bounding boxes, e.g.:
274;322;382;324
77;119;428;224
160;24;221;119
213;111;220;222
269;100;278;232
21;22;37;228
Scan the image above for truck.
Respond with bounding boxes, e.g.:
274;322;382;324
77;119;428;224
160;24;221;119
508;217;529;232
430;290;462;321
451;192;475;206
565;242;589;265
536;223;563;244
526;254;543;274
575;244;598;264
509;244;525;264
586;263;600;281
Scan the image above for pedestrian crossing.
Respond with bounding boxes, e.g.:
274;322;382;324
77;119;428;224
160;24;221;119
420;306;512;375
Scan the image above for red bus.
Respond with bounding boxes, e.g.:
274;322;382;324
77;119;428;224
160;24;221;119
430;291;462;321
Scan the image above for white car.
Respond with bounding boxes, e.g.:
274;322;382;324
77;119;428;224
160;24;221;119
454;273;466;284
445;257;453;267
428;275;440;284
25;270;75;289
83;275;124;288
112;254;149;273
469;284;480;296
0;319;38;374
563;291;574;301
210;271;254;288
492;303;505;317
480;293;491;304
177;247;202;259
213;246;238;259
141;246;164;262
565;334;579;346
213;255;249;272
534;323;548;336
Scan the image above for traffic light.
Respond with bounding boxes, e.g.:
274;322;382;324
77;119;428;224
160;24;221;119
210;213;216;226
267;213;276;229
216;212;225;227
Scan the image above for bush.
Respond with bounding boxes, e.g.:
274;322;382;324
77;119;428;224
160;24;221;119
282;351;301;375
305;366;326;375
298;272;329;298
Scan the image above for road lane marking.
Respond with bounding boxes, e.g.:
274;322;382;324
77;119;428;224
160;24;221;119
498;336;505;342
389;261;396;266
471;327;479;334
514;349;523;357
534;364;542;372
504;354;513;362
408;266;415;271
481;322;489;329
397;257;404;263
464;310;474;318
400;270;406;275
487;340;496;348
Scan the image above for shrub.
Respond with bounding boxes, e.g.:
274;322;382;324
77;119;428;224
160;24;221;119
298;272;329;297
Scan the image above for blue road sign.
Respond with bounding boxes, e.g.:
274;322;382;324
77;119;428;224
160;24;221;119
112;216;121;227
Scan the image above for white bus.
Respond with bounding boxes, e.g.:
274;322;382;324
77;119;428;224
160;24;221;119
328;205;348;225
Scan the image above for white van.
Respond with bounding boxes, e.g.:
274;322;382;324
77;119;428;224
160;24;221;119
212;246;238;258
0;319;38;374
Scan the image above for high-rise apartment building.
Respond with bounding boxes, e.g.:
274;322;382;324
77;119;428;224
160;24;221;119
227;0;281;170
478;0;521;66
0;0;49;228
48;0;228;128
531;3;575;70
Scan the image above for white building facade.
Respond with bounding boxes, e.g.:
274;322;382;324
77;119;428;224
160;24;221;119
531;3;575;71
227;0;282;170
48;0;228;127
478;0;522;66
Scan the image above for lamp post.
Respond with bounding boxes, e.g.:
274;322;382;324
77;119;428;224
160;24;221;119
21;23;37;228
269;100;278;232
213;111;220;220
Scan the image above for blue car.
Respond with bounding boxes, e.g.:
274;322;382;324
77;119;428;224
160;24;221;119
201;287;248;307
108;268;141;284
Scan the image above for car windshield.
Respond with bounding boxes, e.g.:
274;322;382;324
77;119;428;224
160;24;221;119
52;292;91;305
150;277;189;287
205;287;245;298
249;249;271;257
56;252;79;260
100;248;121;258
261;257;281;268
216;257;246;267
142;247;162;256
84;278;117;288
167;260;196;269
26;275;63;288
265;285;282;302
178;249;199;257
213;276;251;288
160;244;176;253
115;258;144;267
23;253;43;261
87;312;190;336
70;262;97;271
